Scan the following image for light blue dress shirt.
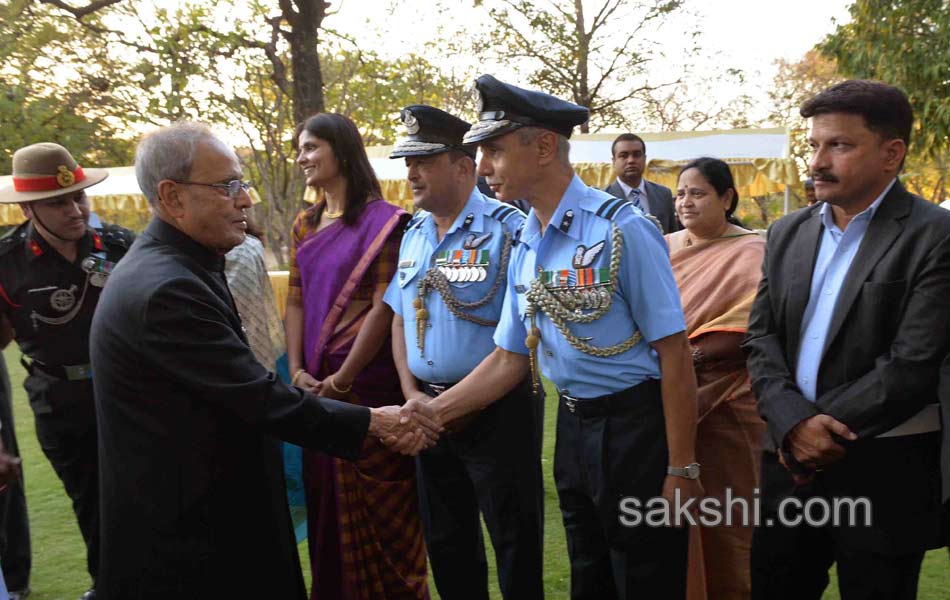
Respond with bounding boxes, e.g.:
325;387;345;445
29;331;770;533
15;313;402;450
384;187;525;383
494;174;686;398
795;179;895;402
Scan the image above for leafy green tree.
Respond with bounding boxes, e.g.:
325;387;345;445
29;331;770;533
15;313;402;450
322;47;469;145
820;0;950;159
0;0;135;173
819;0;949;202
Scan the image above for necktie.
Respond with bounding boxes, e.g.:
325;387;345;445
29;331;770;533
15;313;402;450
630;188;642;210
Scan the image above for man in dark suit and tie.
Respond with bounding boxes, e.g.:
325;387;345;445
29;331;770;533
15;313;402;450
604;133;680;233
745;80;950;600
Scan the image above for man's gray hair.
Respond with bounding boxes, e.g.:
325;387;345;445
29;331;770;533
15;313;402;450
135;121;221;206
517;126;571;165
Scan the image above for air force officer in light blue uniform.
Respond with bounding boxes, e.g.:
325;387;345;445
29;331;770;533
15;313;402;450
406;77;702;600
383;105;544;600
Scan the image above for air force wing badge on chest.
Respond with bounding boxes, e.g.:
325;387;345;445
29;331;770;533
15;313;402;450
463;231;492;250
572;240;605;269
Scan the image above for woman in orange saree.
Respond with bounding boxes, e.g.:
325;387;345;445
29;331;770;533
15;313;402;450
285;113;428;599
667;157;767;600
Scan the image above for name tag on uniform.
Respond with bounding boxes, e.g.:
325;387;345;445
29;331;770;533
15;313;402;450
398;259;415;268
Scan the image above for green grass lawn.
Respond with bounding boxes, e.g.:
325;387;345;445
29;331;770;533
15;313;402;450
5;345;948;598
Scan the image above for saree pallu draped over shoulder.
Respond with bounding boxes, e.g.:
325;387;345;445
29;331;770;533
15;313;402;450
295;200;429;600
667;229;767;600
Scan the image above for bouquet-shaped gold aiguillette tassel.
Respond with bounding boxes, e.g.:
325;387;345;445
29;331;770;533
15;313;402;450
525;308;541;395
413;296;428;356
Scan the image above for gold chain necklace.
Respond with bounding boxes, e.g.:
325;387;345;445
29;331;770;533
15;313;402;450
324;208;343;219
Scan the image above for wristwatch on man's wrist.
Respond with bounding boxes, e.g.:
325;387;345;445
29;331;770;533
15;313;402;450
667;462;701;479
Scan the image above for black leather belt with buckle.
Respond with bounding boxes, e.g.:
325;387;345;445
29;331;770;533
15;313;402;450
558;379;661;418
562;394;579;414
419;381;457;397
22;357;93;381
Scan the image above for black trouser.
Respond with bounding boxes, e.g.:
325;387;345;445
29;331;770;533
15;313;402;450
752;447;935;600
0;357;30;591
416;378;544;600
23;371;99;583
554;379;688;600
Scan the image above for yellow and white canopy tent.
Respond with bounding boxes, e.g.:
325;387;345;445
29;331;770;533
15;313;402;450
362;126;799;213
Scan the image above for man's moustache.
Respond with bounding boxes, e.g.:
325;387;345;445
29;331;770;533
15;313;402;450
812;172;838;183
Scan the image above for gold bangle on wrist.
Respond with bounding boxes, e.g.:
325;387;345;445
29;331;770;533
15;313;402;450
291;368;306;386
329;375;352;394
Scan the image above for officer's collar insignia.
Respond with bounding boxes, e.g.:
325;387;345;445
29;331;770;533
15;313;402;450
515;284;527;293
572;240;605;268
28;239;43;256
402;110;420;135
463;231;492;249
461;213;475;230
559;210;574;233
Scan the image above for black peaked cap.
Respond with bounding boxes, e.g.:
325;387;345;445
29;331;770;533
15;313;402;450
390;105;475;159
462;74;589;144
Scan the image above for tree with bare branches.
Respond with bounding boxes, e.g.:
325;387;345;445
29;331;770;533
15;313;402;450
482;0;685;132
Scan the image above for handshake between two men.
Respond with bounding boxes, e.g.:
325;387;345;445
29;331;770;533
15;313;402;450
366;396;445;456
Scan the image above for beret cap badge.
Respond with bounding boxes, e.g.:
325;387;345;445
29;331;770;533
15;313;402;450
56;165;76;188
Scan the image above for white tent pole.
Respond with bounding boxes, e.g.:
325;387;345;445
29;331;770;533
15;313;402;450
783;187;790;215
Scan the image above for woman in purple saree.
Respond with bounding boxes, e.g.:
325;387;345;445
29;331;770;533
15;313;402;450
285;113;428;599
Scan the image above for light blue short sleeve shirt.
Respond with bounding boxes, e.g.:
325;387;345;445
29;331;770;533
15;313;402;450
384;188;525;383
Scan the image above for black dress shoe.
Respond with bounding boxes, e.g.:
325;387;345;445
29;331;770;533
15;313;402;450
79;590;96;600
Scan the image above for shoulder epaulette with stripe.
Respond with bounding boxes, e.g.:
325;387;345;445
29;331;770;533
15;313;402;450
512;223;525;245
488;204;522;224
591;197;633;221
405;213;426;231
0;223;29;258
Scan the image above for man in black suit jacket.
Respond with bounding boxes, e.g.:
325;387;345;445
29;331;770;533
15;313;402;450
90;122;440;599
604;133;680;233
744;81;950;600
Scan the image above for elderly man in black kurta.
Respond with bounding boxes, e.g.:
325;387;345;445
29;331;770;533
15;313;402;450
0;142;135;600
90;122;440;599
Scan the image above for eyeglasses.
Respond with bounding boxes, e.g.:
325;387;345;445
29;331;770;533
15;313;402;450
173;179;252;199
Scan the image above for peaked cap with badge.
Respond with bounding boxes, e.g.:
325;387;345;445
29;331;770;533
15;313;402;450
0;143;108;204
462;74;590;145
390;105;476;159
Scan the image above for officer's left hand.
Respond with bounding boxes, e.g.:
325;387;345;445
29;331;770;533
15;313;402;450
661;475;704;525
